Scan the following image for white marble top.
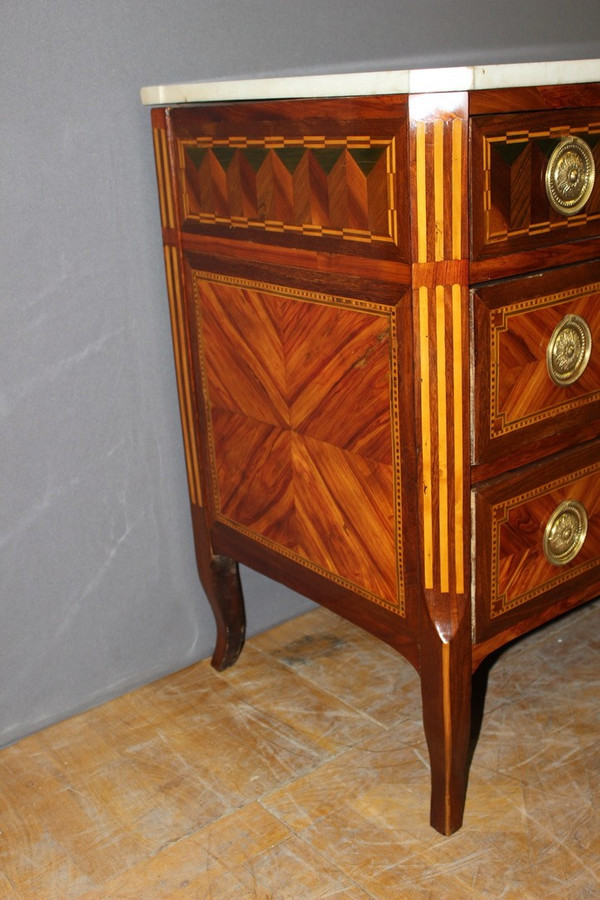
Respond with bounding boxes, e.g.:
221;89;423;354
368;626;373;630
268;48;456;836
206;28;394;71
141;58;600;106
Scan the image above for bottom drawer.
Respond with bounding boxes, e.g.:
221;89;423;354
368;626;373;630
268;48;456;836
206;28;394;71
474;441;600;643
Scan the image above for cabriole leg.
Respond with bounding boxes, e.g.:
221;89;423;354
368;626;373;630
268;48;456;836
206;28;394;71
191;505;246;671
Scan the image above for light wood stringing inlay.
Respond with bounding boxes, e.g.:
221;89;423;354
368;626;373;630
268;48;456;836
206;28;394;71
154;125;203;506
441;640;453;833
451;283;465;596
163;247;203;506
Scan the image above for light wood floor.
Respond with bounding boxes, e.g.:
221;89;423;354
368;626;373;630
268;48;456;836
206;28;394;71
1;599;598;899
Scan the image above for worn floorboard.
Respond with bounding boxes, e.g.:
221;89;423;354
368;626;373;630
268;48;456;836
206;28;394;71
0;599;598;898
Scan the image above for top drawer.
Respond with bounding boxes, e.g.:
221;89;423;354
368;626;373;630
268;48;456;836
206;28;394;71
165;96;409;266
471;108;600;274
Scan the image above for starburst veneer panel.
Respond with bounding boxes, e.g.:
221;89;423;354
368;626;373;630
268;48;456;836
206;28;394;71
192;271;404;614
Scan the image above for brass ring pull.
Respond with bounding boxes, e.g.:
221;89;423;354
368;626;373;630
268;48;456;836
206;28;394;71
547;314;592;386
543;499;588;566
545;135;595;216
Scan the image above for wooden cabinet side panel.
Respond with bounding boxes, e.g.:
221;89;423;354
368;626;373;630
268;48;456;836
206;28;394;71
188;264;411;618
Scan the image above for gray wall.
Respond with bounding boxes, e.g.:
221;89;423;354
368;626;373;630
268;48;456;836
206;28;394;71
2;1;600;748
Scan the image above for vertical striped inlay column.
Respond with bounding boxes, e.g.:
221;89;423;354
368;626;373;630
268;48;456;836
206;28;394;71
411;96;468;596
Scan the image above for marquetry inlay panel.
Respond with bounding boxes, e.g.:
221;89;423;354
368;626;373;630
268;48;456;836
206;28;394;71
177;135;398;247
191;270;405;614
487;460;600;618
472;109;600;260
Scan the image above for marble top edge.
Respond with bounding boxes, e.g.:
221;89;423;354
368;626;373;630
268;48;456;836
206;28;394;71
141;58;600;106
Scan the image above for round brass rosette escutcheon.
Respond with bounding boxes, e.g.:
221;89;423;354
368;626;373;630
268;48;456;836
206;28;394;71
543;499;588;566
545;135;595;215
547;314;592;386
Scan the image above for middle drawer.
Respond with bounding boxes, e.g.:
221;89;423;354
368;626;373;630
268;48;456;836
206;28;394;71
472;259;600;470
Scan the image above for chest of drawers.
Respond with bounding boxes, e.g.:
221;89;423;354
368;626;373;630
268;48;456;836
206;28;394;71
143;62;600;833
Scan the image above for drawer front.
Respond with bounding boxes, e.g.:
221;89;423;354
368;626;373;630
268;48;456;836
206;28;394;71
474;442;600;642
166;96;409;264
471;108;600;267
472;261;600;469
